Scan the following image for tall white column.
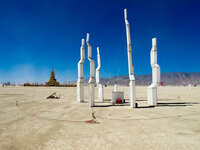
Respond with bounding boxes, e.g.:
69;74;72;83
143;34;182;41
77;39;85;103
147;38;160;106
96;47;104;102
124;9;136;108
114;84;118;92
86;33;95;107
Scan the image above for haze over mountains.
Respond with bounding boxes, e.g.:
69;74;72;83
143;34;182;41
3;72;199;86
99;72;200;86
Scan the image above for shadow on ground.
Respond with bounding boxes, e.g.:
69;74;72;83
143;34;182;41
85;98;200;108
157;102;200;107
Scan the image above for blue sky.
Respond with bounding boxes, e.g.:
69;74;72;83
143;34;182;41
0;0;200;83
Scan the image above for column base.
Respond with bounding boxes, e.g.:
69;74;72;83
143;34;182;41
98;84;104;102
129;80;136;108
89;83;95;107
77;81;84;103
147;85;157;106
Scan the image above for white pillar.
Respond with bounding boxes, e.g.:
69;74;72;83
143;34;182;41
96;47;101;84
98;84;104;102
147;38;160;106
88;83;95;107
86;33;95;107
147;83;157;105
77;39;85;103
114;84;118;92
96;47;104;102
129;80;136;108
124;9;136;108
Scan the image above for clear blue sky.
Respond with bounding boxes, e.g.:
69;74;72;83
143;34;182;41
0;0;199;83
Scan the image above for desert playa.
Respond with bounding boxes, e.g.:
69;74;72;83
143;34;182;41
0;86;200;150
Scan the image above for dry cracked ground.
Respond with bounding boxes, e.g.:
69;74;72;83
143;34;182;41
0;86;200;150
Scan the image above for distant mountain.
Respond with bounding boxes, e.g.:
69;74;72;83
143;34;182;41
99;72;200;86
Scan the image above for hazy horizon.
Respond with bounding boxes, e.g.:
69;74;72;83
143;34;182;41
1;68;200;84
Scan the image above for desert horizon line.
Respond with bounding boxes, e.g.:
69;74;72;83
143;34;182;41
0;71;200;85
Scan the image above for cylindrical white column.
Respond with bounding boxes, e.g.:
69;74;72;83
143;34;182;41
147;38;160;106
114;84;118;92
124;9;136;108
95;47;104;102
77;82;84;102
98;84;104;102
96;47;101;84
77;38;85;103
86;33;95;107
130;80;136;108
89;83;95;107
147;83;157;105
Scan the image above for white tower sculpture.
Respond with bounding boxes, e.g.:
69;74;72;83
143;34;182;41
147;38;160;106
114;83;118;92
96;47;104;102
77;38;85;102
86;33;95;107
124;9;136;108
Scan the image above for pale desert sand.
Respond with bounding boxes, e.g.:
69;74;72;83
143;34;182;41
0;86;200;150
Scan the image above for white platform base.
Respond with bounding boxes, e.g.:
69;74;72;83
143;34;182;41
112;91;124;104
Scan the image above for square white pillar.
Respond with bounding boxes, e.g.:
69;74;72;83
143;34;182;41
147;86;157;106
130;80;136;108
89;83;95;107
77;82;84;103
98;84;104;102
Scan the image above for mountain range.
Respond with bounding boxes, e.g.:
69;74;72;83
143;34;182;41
99;72;200;86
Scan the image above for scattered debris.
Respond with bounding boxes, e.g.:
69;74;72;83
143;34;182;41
46;92;60;99
85;119;98;124
92;112;96;120
85;108;98;124
90;108;96;119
